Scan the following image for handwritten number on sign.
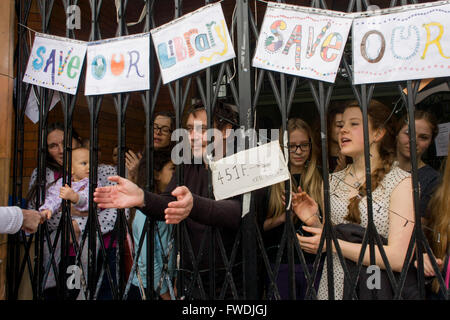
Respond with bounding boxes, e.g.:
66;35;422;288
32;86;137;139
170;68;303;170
225;168;232;181
218;171;224;184
216;164;248;185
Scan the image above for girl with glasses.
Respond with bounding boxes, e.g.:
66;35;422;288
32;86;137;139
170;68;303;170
262;118;324;300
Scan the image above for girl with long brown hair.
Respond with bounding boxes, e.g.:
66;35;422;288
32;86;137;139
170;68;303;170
396;110;441;219
290;100;417;299
420;142;450;299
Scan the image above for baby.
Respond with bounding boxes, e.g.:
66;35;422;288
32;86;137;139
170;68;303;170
40;147;91;242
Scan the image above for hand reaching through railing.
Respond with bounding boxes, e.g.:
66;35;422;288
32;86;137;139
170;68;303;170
22;209;47;233
93;175;194;225
164;186;193;224
415;253;444;277
291;185;321;227
94;175;146;209
125;150;142;184
296;225;325;254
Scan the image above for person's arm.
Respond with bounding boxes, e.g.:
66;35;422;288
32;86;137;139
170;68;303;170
291;185;323;229
299;177;415;272
0;206;24;234
125;150;142;184
188;195;242;230
0;207;44;234
94;175;194;224
140;191;174;221
335;177;415;272
263;214;286;231
59;184;87;209
39;180;64;231
73;184;89;212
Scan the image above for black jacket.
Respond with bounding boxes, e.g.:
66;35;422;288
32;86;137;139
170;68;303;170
335;223;420;300
140;164;243;298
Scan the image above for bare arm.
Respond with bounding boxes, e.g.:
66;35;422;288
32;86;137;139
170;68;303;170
335;178;415;272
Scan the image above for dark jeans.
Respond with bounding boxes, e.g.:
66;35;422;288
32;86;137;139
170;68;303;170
127;284;143;300
126;284;165;300
96;246;117;300
43;256;80;300
267;261;324;300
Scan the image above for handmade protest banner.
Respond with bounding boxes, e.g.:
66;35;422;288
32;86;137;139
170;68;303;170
85;33;150;95
210;141;290;201
23;33;87;95
252;2;352;83
151;2;235;84
353;2;450;84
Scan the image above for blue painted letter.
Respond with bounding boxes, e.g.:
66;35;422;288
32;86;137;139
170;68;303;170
43;49;56;85
33;46;46;71
127;50;145;78
157;43;176;69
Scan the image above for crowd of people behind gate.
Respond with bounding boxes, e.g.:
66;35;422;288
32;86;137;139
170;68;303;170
1;97;449;300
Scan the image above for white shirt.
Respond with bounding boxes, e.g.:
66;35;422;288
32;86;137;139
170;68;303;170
0;206;23;234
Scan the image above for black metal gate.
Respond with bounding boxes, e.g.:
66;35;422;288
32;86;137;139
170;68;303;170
8;0;450;300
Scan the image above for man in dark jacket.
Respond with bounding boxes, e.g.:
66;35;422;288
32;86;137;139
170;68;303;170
94;102;243;299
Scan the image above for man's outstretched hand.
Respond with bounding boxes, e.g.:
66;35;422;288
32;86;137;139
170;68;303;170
94;176;144;209
94;176;193;225
165;186;193;224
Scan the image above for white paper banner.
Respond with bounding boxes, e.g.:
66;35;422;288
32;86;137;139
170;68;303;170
252;3;352;83
85;33;150;95
211;141;290;201
353;2;450;84
151;3;235;84
23;33;87;95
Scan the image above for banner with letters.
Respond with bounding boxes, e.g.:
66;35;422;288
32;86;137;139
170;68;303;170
23;33;87;95
85;33;150;95
151;3;235;84
22;1;450;93
353;2;450;84
252;2;352;83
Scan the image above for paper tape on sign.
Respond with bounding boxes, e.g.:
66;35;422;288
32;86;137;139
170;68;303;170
151;2;235;84
23;33;87;95
85;33;150;95
211;141;290;201
353;2;450;84
252;2;352;83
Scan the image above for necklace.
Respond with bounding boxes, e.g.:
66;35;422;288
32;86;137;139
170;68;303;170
348;164;365;189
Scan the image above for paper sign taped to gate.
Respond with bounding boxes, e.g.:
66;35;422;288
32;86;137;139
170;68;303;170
210;141;290;201
151;3;235;84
